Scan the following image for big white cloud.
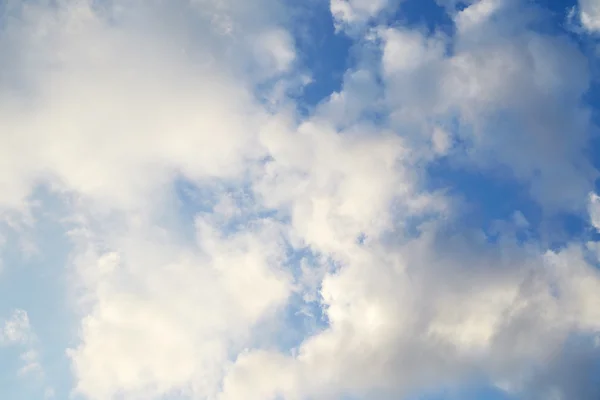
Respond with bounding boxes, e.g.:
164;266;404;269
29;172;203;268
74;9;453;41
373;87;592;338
0;0;599;400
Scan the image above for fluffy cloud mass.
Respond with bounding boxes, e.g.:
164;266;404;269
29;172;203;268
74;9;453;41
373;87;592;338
1;0;600;399
579;0;600;31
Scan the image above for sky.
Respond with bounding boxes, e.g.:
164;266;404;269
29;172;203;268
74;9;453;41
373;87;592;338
2;0;600;399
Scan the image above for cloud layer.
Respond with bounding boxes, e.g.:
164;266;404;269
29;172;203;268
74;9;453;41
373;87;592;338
1;0;600;399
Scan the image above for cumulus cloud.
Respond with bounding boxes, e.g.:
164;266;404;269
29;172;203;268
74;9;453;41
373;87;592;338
219;229;600;400
67;217;293;399
380;0;596;211
0;0;599;399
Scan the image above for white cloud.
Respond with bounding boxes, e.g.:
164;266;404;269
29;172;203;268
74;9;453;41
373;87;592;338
0;0;599;399
0;309;32;345
0;1;296;398
256;114;441;255
381;28;446;75
431;126;452;155
219;230;600;399
579;0;600;32
215;2;600;398
0;0;299;212
379;3;596;211
67;204;293;399
590;193;600;231
454;0;502;33
254;28;296;76
330;0;395;30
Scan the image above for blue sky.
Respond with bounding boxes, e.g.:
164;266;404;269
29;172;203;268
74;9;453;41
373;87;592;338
2;0;600;399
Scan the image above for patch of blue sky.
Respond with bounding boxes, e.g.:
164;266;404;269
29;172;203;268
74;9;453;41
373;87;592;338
286;0;353;111
584;83;600;130
276;291;328;353
392;0;456;35
0;188;76;399
517;0;575;35
172;180;221;246
427;149;600;250
531;0;600;135
0;372;47;400
427;156;542;241
425;92;595;250
0;346;31;399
